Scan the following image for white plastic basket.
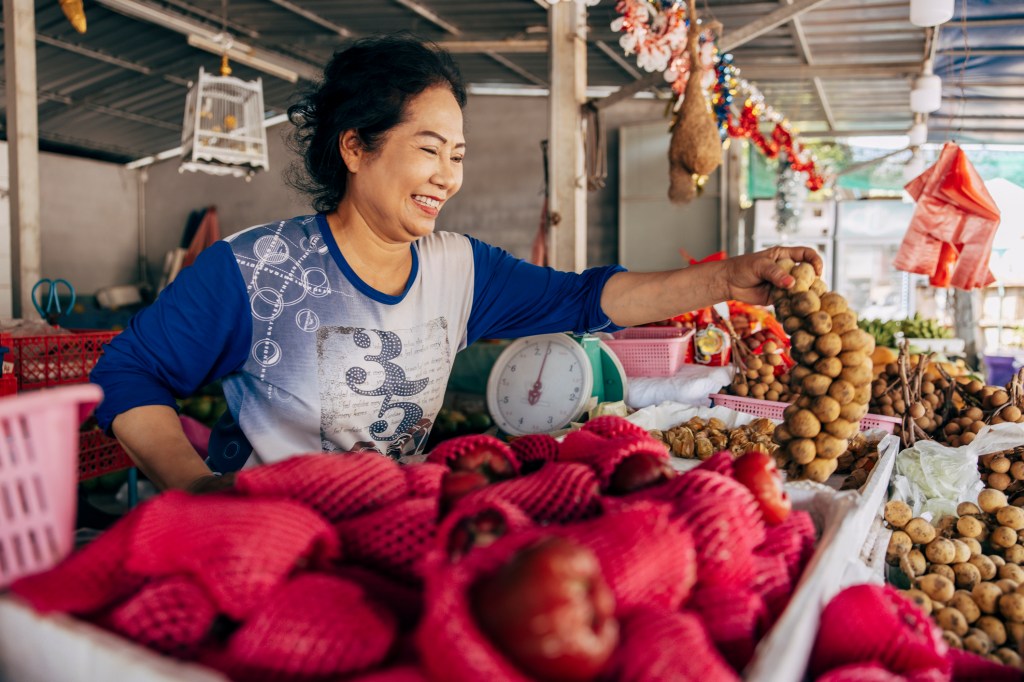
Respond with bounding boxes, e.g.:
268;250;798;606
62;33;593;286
0;384;102;588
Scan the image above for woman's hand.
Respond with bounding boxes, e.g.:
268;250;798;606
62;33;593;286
718;246;823;305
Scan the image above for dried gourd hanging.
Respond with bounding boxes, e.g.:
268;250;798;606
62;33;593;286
667;0;722;204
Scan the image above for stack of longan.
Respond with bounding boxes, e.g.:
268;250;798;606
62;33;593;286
728;339;795;402
869;361;948;443
884;492;1024;668
979;447;1024;502
942;379;1024;447
770;260;876;482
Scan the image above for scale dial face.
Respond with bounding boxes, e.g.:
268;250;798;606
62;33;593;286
487;334;594;436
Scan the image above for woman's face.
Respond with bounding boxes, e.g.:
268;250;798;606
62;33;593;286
343;85;465;243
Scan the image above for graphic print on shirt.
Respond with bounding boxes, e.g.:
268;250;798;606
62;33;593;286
237;217;342;392
317;318;450;459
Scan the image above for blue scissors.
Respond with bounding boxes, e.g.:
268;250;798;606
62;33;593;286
31;278;76;325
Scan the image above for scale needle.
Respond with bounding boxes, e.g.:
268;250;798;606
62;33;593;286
527;342;551;405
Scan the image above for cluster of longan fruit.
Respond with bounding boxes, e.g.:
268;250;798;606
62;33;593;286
885;492;1024;668
769;260;876;482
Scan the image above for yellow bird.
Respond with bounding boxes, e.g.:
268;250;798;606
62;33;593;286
59;0;87;33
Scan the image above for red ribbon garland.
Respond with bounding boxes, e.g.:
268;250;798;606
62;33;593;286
725;102;825;191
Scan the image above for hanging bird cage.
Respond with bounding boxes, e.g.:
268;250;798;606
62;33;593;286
181;66;269;179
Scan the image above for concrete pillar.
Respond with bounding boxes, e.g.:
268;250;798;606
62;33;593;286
3;0;41;318
548;0;587;273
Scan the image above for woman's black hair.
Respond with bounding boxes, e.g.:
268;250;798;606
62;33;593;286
286;33;467;213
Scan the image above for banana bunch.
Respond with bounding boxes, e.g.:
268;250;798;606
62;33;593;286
859;314;953;349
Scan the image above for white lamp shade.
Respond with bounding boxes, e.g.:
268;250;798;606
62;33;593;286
908;122;928;147
911;74;942;113
910;0;954;27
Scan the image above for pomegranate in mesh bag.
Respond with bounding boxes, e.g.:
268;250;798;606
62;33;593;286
459;462;602;525
579;415;651;441
470;536;618;682
438;498;534;562
686;585;770;671
604;606;739;682
809;584;949;678
509;433;559;473
428;435;519;510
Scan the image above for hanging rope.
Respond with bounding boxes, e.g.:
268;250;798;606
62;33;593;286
583;102;607;191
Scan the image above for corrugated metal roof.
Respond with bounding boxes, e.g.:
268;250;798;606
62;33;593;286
0;0;1020;162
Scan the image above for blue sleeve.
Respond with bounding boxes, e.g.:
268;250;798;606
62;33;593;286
465;237;627;344
90;241;251;431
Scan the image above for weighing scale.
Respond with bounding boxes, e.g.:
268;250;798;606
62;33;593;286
485;333;628;436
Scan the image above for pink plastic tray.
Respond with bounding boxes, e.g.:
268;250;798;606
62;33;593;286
709;393;902;434
0;384;102;588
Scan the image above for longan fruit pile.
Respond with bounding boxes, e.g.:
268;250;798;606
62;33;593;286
979;447;1024;501
836;435;881;491
884;493;1024;668
941;378;1024;447
727;339;796;402
769;260;876;482
869;358;948;444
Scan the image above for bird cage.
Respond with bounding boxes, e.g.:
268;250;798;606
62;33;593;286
181;67;269;179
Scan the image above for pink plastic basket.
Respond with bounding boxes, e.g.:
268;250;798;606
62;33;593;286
605;329;695;377
708;393;902;434
613;327;689;340
0;384;102;588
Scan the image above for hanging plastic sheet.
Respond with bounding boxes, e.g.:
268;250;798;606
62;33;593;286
893;142;1001;290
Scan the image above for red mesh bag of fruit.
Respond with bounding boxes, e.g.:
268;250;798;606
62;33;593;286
458;462;602;524
947;647;1023;682
205;573;397;682
403;462;446;499
437;498;535;563
124;491;340;620
687;584;770;670
98;575;217;659
749;551;795;622
553;501;696;611
558;430;673;493
604;606;739;682
234;452;408;522
508;433;559;473
578;415;652;440
417;532;620;682
331;565;424;634
11;511;146;615
426;434;520;476
756;509;817;581
334;496;439;582
809;584;950;679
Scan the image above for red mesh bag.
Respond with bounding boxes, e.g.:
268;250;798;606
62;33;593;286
750;551;795;622
124;491;340;620
509;434;559;472
672;491;761;588
403;462;446;499
348;665;429;682
949;648;1023;682
458;462;602;524
416;532;556;682
566;435;671;490
332;565;424;634
757;509;817;581
11;512;146;615
694;450;735;477
809;584;949;678
554;501;696;611
234;453;408;522
604;606;739;682
437;498;535;563
557;428;611;462
687;585;769;671
335;496;439;582
816;663;908;682
426;434;519;475
208;573;396;682
580;415;650;441
100;575;217;659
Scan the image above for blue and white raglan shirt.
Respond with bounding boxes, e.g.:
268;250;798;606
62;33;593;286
91;214;625;471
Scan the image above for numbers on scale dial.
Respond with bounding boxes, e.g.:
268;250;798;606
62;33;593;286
495;340;586;433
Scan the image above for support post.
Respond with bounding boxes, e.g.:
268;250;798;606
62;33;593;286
3;0;41;318
548;0;587;273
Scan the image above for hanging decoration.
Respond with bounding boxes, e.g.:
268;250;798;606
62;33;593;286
59;0;87;33
775;158;807;235
610;1;828;192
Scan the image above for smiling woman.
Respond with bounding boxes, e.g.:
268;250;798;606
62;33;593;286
89;33;821;494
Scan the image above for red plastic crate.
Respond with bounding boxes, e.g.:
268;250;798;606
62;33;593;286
78;429;134;481
1;330;120;391
708;393;901;434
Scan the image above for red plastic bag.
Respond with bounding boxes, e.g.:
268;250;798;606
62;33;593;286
894;143;1000;290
